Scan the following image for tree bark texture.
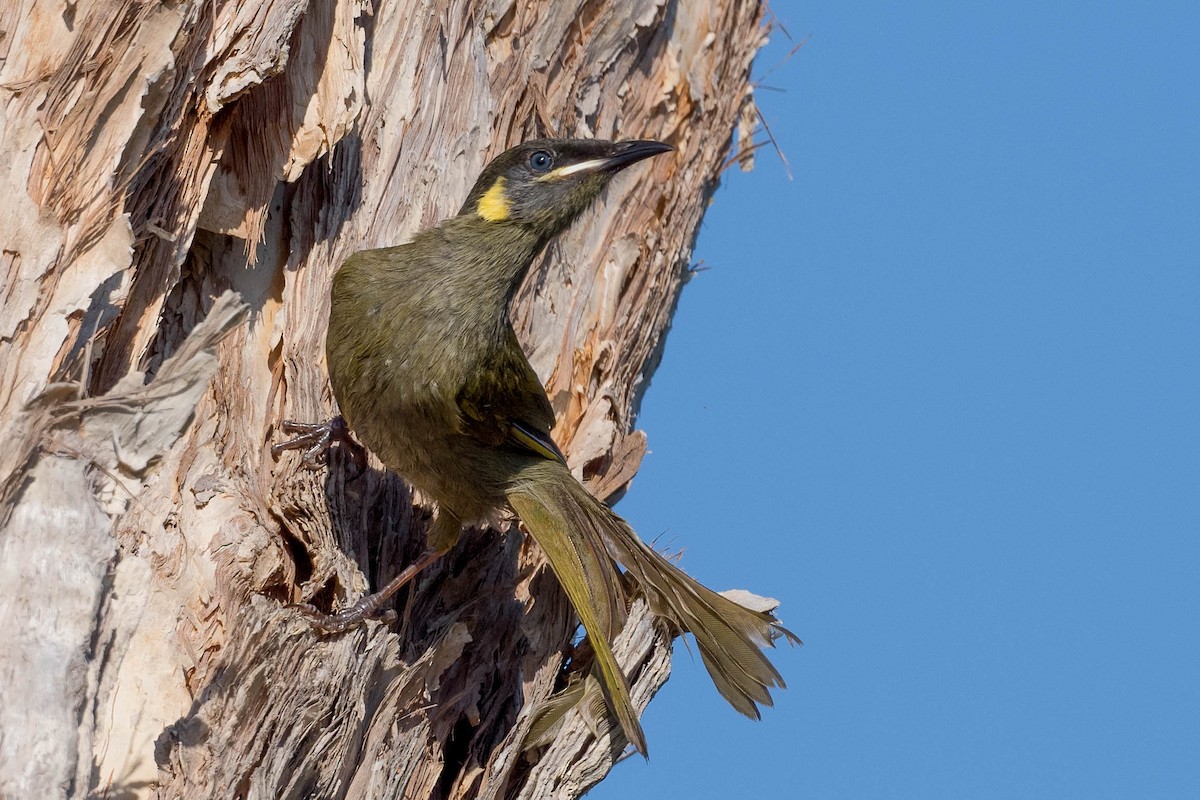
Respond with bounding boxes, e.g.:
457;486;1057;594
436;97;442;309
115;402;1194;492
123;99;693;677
0;1;769;798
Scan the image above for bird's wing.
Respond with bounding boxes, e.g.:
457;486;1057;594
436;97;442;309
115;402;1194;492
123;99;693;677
455;328;566;465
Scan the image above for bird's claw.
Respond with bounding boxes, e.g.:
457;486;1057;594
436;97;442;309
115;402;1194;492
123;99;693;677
272;416;367;475
290;549;441;635
272;420;333;466
290;598;394;635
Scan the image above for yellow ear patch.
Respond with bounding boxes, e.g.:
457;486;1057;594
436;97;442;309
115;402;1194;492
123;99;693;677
477;177;511;222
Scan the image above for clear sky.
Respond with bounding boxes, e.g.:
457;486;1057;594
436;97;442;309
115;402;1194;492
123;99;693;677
595;3;1199;798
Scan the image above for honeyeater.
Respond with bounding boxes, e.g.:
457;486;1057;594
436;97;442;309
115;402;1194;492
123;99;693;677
276;138;791;755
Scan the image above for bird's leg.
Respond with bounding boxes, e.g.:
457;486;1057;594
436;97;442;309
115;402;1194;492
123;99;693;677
293;548;444;634
293;515;460;634
272;415;367;474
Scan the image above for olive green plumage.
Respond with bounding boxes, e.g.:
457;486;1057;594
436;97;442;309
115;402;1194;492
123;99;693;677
325;138;790;755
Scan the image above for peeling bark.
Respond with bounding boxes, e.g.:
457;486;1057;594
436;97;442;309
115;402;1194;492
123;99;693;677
0;1;770;797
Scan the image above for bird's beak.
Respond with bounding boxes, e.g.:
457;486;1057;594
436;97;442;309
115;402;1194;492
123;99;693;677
601;140;675;173
554;140;674;178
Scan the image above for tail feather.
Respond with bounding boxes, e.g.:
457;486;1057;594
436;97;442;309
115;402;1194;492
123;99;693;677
508;460;794;747
507;468;648;755
597;510;794;715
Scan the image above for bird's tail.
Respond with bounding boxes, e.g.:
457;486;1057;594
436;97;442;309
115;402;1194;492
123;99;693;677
507;461;646;754
506;460;794;755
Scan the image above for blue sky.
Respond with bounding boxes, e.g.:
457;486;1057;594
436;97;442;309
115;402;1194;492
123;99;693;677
595;3;1199;798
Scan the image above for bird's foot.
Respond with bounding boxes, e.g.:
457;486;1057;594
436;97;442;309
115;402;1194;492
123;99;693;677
272;415;367;475
291;549;444;635
291;598;398;635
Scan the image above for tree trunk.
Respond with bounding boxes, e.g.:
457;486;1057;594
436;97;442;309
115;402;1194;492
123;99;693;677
0;1;768;797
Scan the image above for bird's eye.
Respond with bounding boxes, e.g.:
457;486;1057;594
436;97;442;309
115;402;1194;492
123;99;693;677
529;150;554;173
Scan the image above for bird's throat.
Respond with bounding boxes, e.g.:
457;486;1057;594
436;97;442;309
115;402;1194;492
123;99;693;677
438;215;547;313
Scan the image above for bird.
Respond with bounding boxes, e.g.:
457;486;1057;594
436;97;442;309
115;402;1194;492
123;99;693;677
274;138;793;756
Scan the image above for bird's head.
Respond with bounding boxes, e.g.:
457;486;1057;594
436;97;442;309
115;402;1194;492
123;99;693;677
459;138;673;237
